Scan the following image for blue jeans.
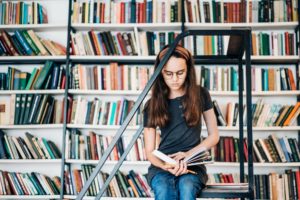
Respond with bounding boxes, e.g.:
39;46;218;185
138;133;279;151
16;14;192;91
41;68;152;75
151;171;203;200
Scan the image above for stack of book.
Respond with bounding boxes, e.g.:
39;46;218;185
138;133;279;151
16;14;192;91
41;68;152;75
65;130;146;161
0;131;61;160
0;170;61;195
0;94;64;125
71;0;181;23
197;66;297;92
70;64;152;91
184;0;298;23
64;166;152;197
70;31;138;56
0;61;66;90
212;100;300;127
0;1;48;25
67;97;142;126
0;30;66;56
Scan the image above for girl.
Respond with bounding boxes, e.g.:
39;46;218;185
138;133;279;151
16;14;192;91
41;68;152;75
143;45;219;200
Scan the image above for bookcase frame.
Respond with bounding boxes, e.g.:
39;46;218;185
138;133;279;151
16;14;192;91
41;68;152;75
0;0;300;199
74;29;254;199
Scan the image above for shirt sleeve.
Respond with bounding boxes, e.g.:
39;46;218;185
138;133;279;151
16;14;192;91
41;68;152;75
200;86;213;112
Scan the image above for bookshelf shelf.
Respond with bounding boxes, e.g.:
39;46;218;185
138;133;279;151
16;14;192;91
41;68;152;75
72;23;182;31
70;55;299;63
186;22;299;30
0;90;65;95
66;124;300;131
0;159;61;164
68;90;145;96
66;160;148;166
64;196;152;200
0;24;67;31
66;124;139;130
210;162;300;168
70;56;156;62
65;160;300;168
0;56;66;61
68;90;300;97
0;124;63;129
0;195;60;199
211;91;300;96
250;56;299;64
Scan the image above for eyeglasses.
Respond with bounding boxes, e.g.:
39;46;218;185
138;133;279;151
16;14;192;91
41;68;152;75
162;70;186;80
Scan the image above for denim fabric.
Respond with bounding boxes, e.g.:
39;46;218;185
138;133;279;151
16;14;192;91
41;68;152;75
151;171;203;200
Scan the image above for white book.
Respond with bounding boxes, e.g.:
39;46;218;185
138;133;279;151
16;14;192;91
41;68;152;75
152;146;212;166
253;141;265;162
90;0;94;23
104;0;111;23
165;0;171;23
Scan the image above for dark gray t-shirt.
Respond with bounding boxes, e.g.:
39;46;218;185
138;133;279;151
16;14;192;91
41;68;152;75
143;87;213;185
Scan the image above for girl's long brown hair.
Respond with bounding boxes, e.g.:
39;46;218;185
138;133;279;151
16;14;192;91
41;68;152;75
145;45;202;128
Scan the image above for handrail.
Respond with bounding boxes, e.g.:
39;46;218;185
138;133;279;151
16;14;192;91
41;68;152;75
76;29;253;200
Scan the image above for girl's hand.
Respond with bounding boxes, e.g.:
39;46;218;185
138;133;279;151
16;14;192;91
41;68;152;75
169;151;188;162
163;161;188;176
175;160;188;176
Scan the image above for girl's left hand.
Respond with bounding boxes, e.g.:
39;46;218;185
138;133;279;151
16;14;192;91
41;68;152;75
169;151;188;161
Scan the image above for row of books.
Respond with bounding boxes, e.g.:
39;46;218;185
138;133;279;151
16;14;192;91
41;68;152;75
184;31;296;56
252;32;295;56
0;30;66;56
0;61;66;90
253;170;300;200
64;165;152;197
0;2;48;25
212;134;300;163
0;131;61;160
0;170;61;195
65;129;146;161
70;64;153;91
139;31;179;56
185;0;298;23
72;0;181;24
0;63;297;92
208;170;300;200
71;30;296;56
253;135;300;163
0;94;64;125
71;30;138;56
199;66;297;92
67;96;142;126
212;100;300;127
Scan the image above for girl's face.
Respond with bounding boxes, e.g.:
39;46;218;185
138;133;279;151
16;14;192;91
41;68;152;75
161;56;188;92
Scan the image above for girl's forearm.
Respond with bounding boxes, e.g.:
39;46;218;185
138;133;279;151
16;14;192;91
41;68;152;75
147;154;167;169
187;134;219;156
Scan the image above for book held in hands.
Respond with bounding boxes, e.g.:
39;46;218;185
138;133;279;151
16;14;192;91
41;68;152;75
152;147;213;166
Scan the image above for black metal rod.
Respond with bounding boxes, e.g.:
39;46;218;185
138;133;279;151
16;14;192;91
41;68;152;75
95;126;144;199
59;0;73;199
244;30;254;199
238;58;244;183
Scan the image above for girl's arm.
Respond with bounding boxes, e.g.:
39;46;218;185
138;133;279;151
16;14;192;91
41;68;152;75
170;108;219;160
144;127;177;171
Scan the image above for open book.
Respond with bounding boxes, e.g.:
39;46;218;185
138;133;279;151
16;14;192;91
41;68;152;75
152;147;213;166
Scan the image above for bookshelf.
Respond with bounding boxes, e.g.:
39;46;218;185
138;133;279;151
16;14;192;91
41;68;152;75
0;0;300;199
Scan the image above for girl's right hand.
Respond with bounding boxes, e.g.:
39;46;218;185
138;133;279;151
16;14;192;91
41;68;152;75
163;161;188;176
